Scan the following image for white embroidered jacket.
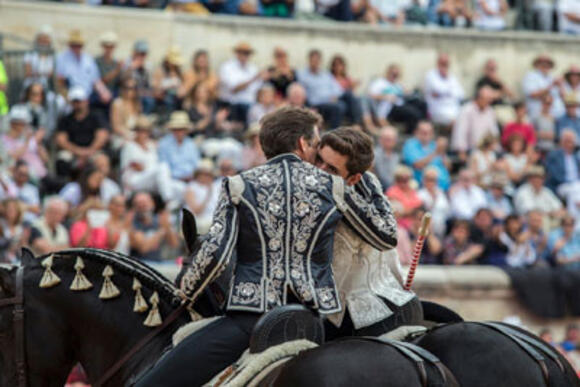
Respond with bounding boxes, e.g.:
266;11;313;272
180;154;398;314
327;222;415;330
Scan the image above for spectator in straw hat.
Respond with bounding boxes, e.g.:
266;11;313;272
184;159;220;234
96;31;122;94
449;168;488;220
153;46;184;111
514;165;565;220
218;42;266;126
55;30;112;104
485;174;513;220
556;94;580;139
522;54;565;121
158;111;200;186
563;65;580;105
23;25;55;88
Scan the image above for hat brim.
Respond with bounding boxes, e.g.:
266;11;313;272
534;57;554;67
167;124;193;130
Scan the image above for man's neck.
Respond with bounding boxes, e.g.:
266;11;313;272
74;109;88;120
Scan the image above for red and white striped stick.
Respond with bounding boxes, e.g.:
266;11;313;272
404;212;431;291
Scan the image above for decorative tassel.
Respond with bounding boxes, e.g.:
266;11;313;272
39;255;61;288
99;265;121;300
132;278;149;313
70;257;93;291
143;291;162;327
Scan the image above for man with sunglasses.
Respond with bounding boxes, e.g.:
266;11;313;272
315;127;422;338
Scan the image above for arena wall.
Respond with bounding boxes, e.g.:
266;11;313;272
2;0;580;96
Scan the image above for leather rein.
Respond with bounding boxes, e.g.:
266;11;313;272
0;266;26;387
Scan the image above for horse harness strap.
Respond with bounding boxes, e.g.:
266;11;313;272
0;266;27;387
94;302;188;387
358;337;447;387
473;322;551;386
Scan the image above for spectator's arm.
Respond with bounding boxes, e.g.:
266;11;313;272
185;187;213;215
563;12;580;23
455;244;485;265
130;228;166;254
478;0;496;16
88;129;109;154
110;100;131;140
56;131;83;156
101;62;122;86
426;233;443;256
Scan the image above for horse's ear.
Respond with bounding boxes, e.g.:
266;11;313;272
181;208;199;255
19;247;36;267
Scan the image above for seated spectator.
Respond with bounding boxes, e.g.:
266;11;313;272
405;0;429;25
522;54;565;122
218;42;264;126
501;101;537;150
561;324;580;352
55;30;111;105
315;0;353;21
267;47;296;100
23;25;55;88
247;84;277;126
391;201;414;266
449;169;488;220
110;77;142;149
373;126;400;189
28;197;70;255
184;159;221;234
129;191;179;263
428;0;472;27
559;0;580;34
531;0;555;31
19;83;50;139
499;214;537;267
501;134;532;186
0;199;29;264
241;124;266;170
297;50;353;129
451;86;499;161
544;129;580;196
547;215;580;269
329;55;363;125
402;120;451;190
424;53;464;128
535;94;557;154
55;87;109;178
7;161;41;222
69;201;109;249
92;152;122;204
363;0;406;25
96;32;122;95
183;82;230;137
443;219;483;265
123;40;154;114
417;166;450;237
368;63;426;133
563;66;580;105
59;164;106;219
475;58;514;104
473;0;508;30
260;0;295;17
556;94;580;139
469;207;507;265
152;46;184;112
1;106;48;181
158;111;201;181
468;134;500;188
485;174;512;220
526;209;549;262
514;165;565;221
180;50;219;101
386;165;423;229
286;82;307;108
104;194;131;254
408;206;443;264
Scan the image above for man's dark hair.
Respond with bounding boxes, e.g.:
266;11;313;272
259;106;321;159
513;100;526;110
319;127;374;175
309;49;322;58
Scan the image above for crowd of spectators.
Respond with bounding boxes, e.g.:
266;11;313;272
1;25;580;273
44;0;580;34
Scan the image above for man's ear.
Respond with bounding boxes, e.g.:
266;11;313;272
346;173;362;186
295;137;307;159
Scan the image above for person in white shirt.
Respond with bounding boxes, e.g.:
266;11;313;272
184;159;221;234
522;55;565;121
559;0;580;34
92;152;121;205
417;166;450;238
514;165;566;222
218;42;265;125
449;169;488;220
473;0;508;30
424;53;465;127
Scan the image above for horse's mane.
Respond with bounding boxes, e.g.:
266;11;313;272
30;248;181;306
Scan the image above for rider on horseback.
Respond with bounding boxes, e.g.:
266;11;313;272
135;107;398;386
315;128;423;338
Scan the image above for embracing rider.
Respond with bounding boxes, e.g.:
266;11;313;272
315;127;422;338
135;106;398;387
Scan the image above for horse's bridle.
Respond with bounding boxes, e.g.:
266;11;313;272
0;266;27;387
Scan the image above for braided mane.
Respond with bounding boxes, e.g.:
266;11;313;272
32;248;181;306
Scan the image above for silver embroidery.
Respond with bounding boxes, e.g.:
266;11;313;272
231;282;262;305
316;287;338;310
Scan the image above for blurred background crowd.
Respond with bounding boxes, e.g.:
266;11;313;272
39;0;580;33
0;22;580;272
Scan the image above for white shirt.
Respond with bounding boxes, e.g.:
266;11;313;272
514;183;563;215
474;0;506;30
368;0;409;18
522;69;565;120
564;153;579;182
218;58;261;105
417;187;450;237
120;140;160;183
449;184;488;219
451;101;499;152
424;69;465;125
559;0;580;34
368;77;404;118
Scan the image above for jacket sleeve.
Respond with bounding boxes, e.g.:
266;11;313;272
333;172;398;251
180;178;239;301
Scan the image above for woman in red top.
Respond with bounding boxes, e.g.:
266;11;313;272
330;55;359;92
386;165;423;230
501;101;537;150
